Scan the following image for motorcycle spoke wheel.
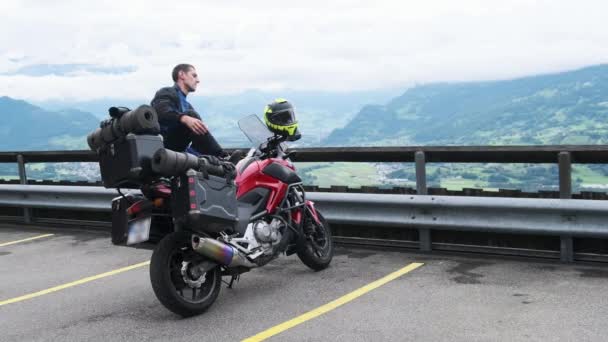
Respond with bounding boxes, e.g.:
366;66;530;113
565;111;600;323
308;223;330;257
167;250;216;305
150;232;222;317
296;211;334;271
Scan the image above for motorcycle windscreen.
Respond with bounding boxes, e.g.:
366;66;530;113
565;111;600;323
237;114;272;148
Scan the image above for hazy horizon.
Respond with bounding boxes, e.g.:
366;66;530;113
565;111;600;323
1;1;607;102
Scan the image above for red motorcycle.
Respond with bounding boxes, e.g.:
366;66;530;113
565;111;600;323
111;114;333;317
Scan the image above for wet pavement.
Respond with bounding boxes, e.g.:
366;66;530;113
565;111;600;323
1;224;607;341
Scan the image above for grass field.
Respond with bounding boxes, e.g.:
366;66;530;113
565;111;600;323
295;162;608;192
3;161;608;193
573;165;608;190
295;162;380;188
27;163;45;171
438;178;482;190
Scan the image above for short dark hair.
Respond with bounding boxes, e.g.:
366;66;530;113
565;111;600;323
172;64;194;82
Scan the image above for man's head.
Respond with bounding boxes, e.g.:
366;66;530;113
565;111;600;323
172;64;199;93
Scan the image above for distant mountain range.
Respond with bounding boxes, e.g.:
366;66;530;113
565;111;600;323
0;96;98;151
34;88;403;147
4;64;608;152
0;88;401;151
325;64;608;146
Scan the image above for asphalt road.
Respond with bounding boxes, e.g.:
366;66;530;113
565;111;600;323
1;224;608;342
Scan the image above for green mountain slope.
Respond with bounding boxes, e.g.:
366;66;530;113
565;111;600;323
325;65;608;146
0;96;98;150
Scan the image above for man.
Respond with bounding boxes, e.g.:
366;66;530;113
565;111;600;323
151;63;225;157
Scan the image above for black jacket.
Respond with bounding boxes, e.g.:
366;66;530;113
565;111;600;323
150;86;200;130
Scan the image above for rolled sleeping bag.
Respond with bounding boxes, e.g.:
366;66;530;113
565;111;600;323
87;119;124;151
152;148;200;177
119;105;160;134
100;119;124;144
87;128;103;151
86;104;160;151
109;106;130;119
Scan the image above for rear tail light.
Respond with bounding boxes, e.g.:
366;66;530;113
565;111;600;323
127;199;153;216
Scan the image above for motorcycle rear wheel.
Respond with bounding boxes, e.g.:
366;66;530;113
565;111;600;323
297;211;333;271
150;231;222;317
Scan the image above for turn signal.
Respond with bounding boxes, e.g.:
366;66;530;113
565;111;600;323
153;198;164;208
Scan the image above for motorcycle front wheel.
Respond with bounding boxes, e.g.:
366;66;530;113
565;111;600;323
297;211;334;271
150;231;222;317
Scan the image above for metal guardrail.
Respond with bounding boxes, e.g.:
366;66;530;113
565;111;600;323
4;145;608;163
4;145;608;261
0;184;114;211
3;146;607;198
315;192;608;238
2;184;608;262
2;145;607;196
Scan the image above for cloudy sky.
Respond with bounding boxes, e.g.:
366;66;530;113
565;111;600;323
1;0;607;101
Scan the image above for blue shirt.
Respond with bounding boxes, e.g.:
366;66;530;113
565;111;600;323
175;85;192;113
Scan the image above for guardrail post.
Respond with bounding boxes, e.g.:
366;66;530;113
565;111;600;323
17;154;32;224
415;151;427;195
559;152;572;200
558;151;573;262
415;151;431;252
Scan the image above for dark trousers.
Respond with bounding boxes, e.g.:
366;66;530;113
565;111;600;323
161;119;224;157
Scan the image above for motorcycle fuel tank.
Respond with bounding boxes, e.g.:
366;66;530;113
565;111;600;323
235;158;294;213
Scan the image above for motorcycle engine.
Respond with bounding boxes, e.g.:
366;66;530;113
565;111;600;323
232;218;284;261
253;219;282;245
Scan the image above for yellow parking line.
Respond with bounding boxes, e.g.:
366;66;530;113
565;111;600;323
242;262;424;342
0;233;55;247
0;261;150;307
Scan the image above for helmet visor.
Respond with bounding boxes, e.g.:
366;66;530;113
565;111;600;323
270;109;296;126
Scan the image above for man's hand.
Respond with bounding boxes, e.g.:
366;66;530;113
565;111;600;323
180;115;208;135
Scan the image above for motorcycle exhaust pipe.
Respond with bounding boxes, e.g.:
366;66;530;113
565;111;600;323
191;235;257;268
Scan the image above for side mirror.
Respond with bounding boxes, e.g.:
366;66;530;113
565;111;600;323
284;150;297;160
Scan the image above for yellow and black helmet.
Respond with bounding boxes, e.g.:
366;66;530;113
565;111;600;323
263;98;298;137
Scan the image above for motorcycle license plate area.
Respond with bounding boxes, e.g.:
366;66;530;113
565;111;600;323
126;216;151;245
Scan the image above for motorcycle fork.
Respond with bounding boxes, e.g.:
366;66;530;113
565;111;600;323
272;185;307;254
285;183;321;226
303;201;321;225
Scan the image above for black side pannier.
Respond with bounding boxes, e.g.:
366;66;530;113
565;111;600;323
99;134;164;188
87;105;163;188
171;169;238;233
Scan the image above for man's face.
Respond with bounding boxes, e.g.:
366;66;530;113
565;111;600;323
180;67;200;92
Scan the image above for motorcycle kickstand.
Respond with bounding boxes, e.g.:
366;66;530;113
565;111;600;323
224;274;240;289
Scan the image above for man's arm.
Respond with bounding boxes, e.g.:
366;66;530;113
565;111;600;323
151;91;208;134
181;113;208;135
151;92;184;123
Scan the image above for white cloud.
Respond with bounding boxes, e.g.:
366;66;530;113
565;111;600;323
1;0;607;101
